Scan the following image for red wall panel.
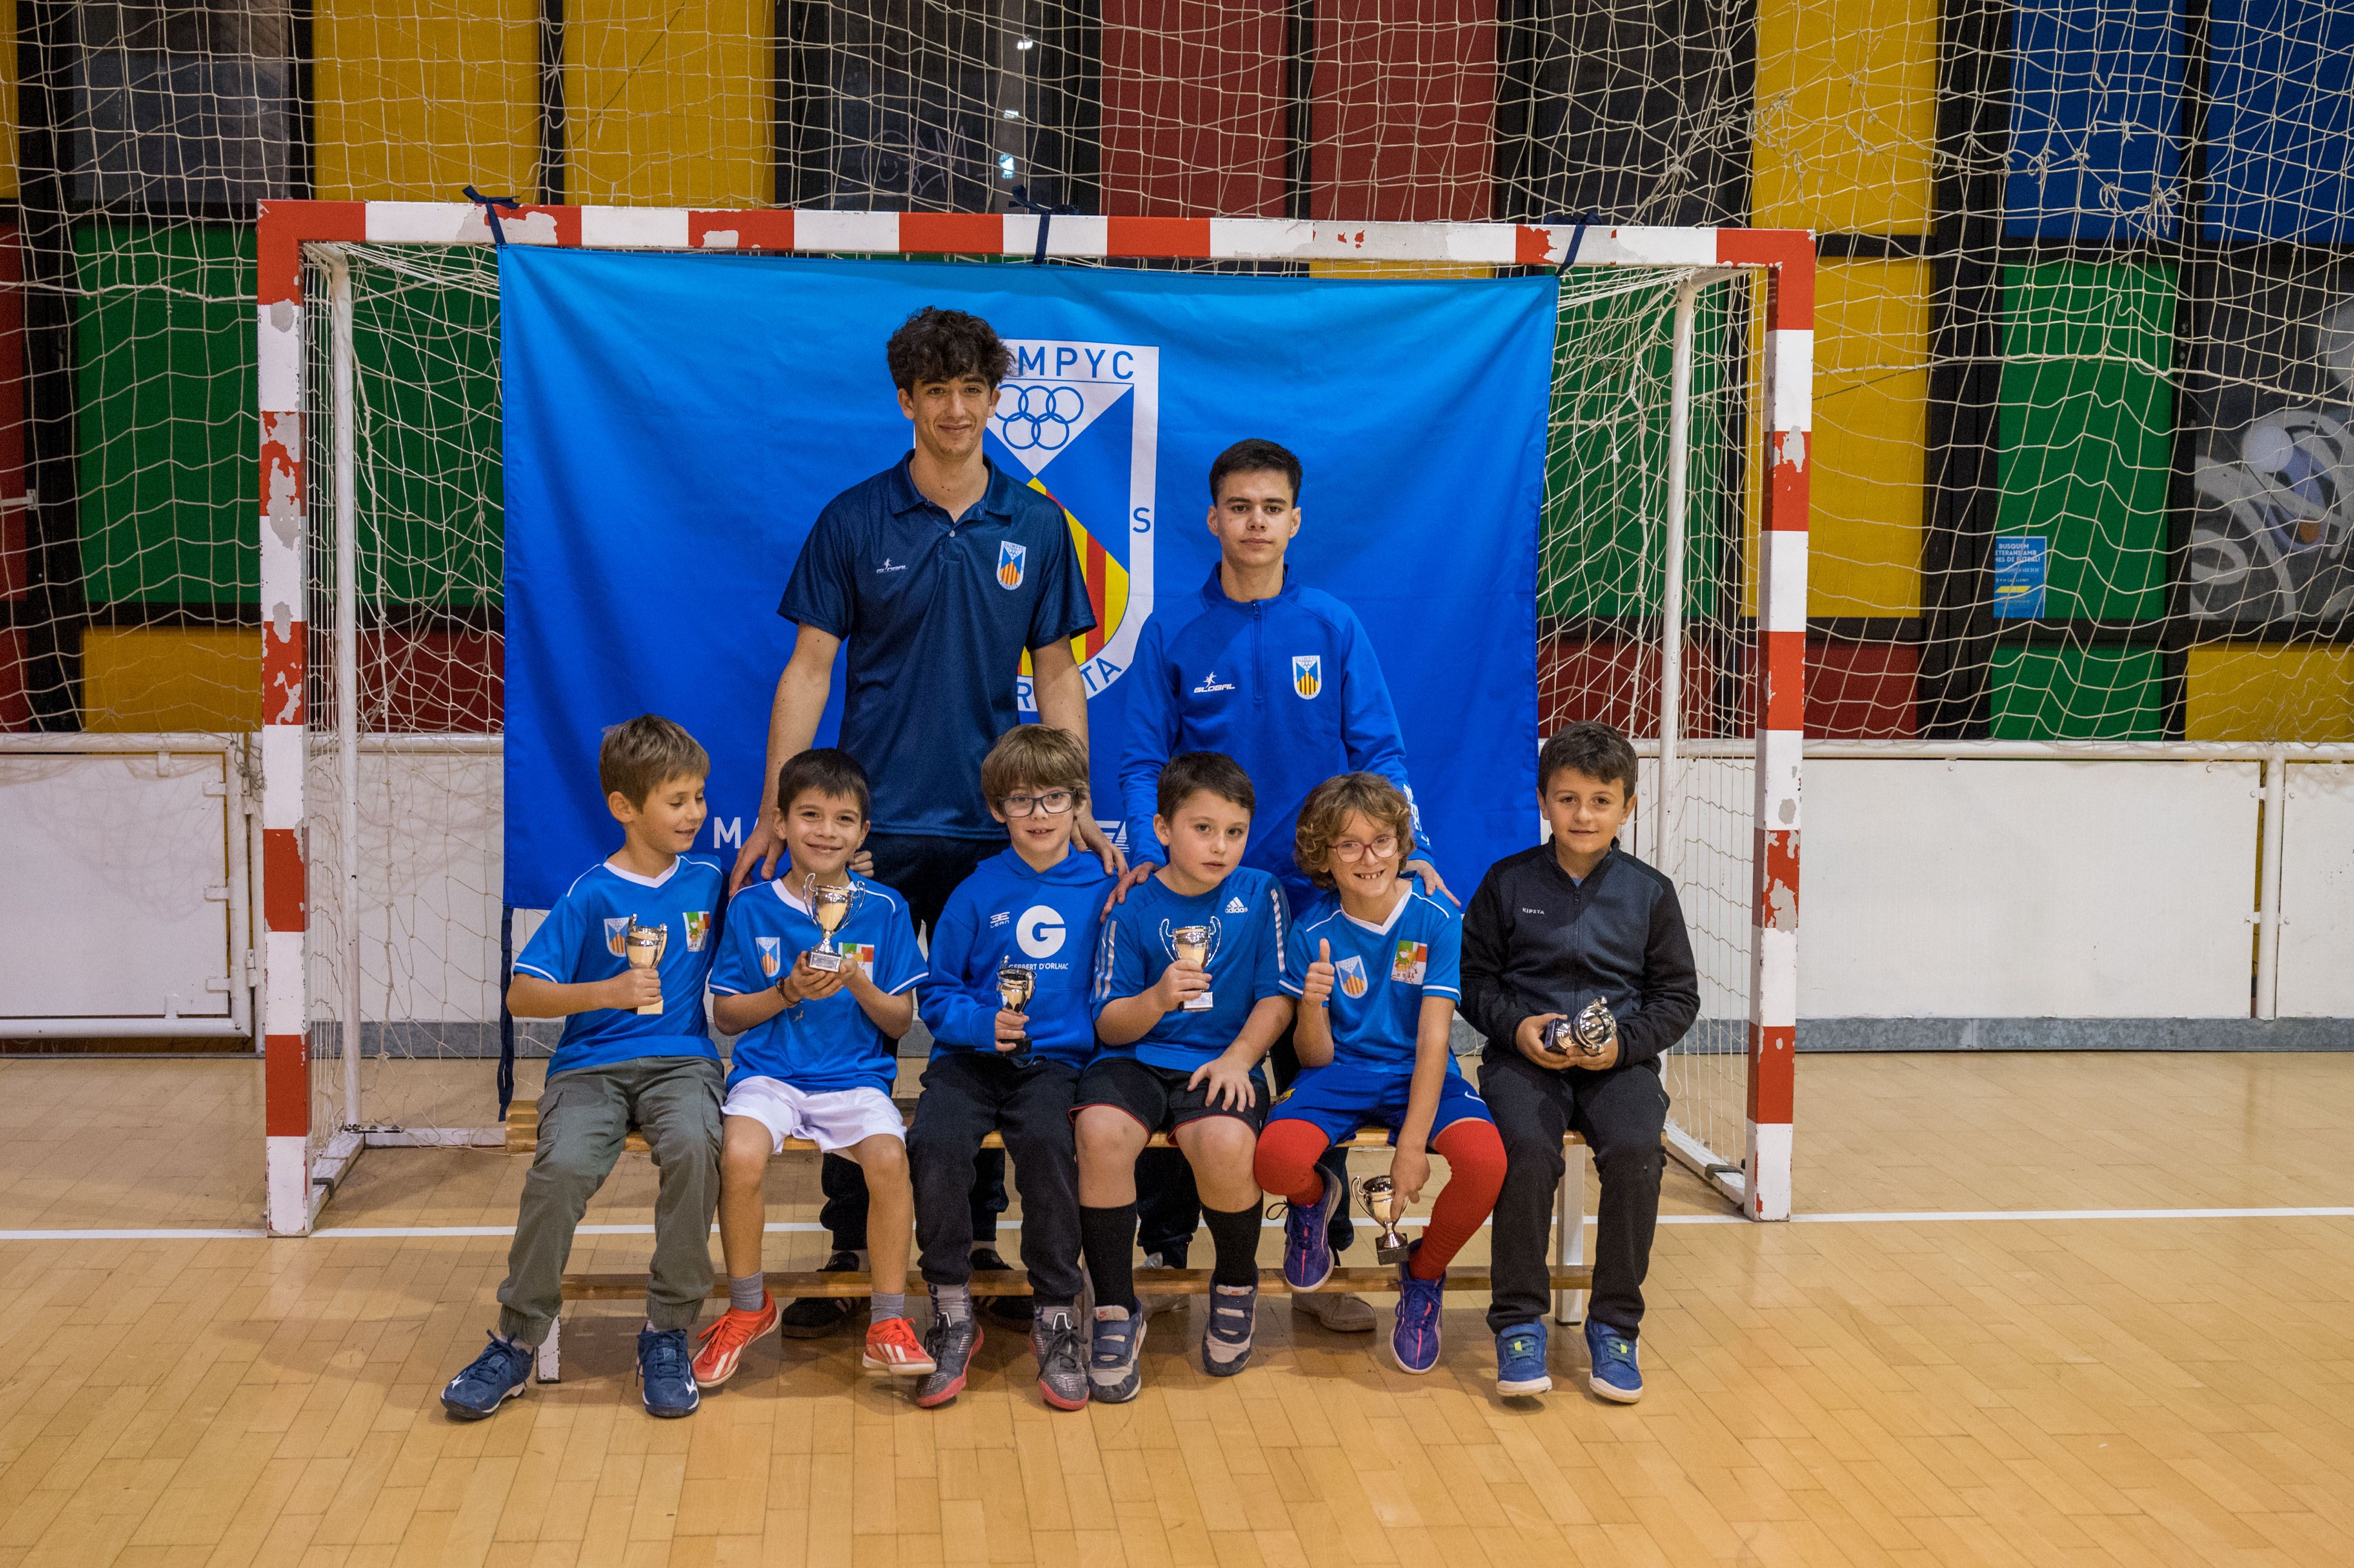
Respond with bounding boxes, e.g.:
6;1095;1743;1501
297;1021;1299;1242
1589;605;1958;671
1311;0;1497;223
1539;635;1732;738
361;629;503;733
1101;0;1289;216
1806;639;1918;739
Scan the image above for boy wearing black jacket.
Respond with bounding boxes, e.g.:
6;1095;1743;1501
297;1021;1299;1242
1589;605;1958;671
1460;721;1698;1402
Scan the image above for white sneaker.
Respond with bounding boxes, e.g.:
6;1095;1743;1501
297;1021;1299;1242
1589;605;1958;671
1293;1292;1377;1333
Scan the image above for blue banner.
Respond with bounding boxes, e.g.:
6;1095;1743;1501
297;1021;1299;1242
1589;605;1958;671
503;251;1549;909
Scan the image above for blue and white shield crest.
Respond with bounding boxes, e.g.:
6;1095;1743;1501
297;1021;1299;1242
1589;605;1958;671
756;936;782;979
1292;655;1323;699
996;540;1026;590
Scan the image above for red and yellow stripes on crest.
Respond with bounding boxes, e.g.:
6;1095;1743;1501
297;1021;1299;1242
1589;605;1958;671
1017;477;1129;675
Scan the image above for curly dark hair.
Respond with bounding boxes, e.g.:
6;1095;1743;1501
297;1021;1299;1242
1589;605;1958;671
885;307;1013;392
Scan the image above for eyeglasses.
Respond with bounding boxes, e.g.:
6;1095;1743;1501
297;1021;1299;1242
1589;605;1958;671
999;789;1078;818
1331;834;1401;862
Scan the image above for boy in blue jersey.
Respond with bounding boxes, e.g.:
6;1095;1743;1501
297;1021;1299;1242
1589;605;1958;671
1077;752;1294;1400
1255;775;1507;1375
907;725;1111;1411
1114;438;1449;1333
694;749;935;1386
440;715;726;1422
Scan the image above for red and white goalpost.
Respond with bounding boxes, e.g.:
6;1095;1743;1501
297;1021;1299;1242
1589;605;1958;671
254;202;1806;1236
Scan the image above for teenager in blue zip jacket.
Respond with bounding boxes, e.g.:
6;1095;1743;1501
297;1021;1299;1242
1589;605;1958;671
1110;437;1452;1333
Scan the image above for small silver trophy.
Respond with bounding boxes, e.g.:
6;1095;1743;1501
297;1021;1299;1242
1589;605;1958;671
1170;924;1214;1011
803;875;860;972
1545;997;1617;1058
1358;1174;1411;1265
624;918;668;1015
997;963;1036;1066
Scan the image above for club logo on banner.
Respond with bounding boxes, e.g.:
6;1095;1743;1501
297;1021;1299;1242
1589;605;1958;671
992;342;1160;707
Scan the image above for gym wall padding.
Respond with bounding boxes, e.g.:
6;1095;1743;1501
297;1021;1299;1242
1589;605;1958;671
2005;0;2184;240
2205;0;2354;243
1751;0;1939;236
1989;645;2166;740
2186;646;2354;742
565;0;774;207
312;0;541;201
1807;258;1932;619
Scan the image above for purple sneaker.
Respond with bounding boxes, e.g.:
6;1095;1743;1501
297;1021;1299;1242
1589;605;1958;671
1391;1244;1444;1374
1279;1173;1342;1292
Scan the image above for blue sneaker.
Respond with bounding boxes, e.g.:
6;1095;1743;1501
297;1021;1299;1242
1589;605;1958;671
441;1331;532;1420
1494;1321;1552;1396
1391;1246;1444;1375
1278;1174;1342;1292
1202;1283;1258;1376
1585;1319;1643;1403
1088;1305;1146;1403
637;1326;700;1418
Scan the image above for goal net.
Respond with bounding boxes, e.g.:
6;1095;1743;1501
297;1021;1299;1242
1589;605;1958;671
261;212;1802;1233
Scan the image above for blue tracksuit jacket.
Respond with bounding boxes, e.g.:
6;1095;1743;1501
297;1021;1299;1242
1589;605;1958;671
1118;567;1429;911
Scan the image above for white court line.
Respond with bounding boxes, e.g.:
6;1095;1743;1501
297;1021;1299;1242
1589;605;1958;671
5;1207;2353;1243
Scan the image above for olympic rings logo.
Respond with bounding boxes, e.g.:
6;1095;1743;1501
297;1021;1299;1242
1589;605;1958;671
992;383;1085;452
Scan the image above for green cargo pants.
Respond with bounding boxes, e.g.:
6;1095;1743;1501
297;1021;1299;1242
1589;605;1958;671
496;1054;724;1347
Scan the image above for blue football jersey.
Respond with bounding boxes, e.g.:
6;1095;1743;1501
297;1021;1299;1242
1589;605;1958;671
709;874;926;1095
512;856;725;1078
1285;887;1462;1073
1091;867;1291;1071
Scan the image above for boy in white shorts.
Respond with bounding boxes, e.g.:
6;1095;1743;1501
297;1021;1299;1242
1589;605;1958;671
700;748;934;1382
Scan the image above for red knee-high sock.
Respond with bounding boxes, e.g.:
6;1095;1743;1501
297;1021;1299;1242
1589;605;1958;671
1414;1120;1509;1278
1253;1120;1333;1207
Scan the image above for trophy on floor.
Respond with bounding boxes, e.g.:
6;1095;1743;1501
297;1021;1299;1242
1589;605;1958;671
1358;1175;1411;1266
997;962;1037;1068
804;876;862;972
624;918;668;1015
1170;924;1214;1011
1545;997;1616;1059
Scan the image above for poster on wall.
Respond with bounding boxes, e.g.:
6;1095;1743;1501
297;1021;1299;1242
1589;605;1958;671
2185;256;2354;627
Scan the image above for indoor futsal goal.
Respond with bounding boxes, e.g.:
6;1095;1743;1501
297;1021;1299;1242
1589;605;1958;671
254;202;1807;1236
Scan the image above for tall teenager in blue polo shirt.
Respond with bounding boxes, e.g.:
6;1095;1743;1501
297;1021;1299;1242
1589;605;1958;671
729;308;1124;1336
1113;438;1449;1333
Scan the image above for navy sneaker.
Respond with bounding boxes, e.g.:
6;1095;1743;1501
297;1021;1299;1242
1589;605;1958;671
1494;1321;1552;1396
1585;1319;1643;1403
1391;1246;1444;1375
637;1326;700;1418
1202;1283;1258;1377
1088;1305;1146;1403
441;1331;532;1420
1278;1175;1341;1292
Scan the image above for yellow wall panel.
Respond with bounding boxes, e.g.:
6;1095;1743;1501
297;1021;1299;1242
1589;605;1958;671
83;629;261;733
314;1;539;202
1805;259;1930;616
2186;646;2354;743
1753;0;1937;234
568;0;770;207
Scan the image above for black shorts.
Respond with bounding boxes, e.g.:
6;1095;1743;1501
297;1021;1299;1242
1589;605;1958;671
1075;1055;1271;1135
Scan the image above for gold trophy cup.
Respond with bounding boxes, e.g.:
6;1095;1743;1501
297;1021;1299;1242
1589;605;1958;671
1358;1174;1411;1266
1544;998;1617;1058
997;963;1036;1066
624;918;668;1015
1171;924;1214;1011
804;876;860;972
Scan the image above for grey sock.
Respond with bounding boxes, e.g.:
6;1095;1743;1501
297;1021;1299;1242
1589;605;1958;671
934;1285;972;1324
871;1292;907;1326
729;1273;765;1314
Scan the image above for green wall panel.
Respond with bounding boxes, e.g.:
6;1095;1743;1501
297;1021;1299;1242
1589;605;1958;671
1993;259;2178;621
1990;643;2166;738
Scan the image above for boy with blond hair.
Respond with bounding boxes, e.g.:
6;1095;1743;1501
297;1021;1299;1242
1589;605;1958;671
907;725;1113;1409
440;714;726;1421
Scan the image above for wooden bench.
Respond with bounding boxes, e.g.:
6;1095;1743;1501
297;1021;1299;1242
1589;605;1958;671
505;1096;1590;1381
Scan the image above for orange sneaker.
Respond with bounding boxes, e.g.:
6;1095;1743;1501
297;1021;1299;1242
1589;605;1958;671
861;1316;936;1376
691;1296;778;1389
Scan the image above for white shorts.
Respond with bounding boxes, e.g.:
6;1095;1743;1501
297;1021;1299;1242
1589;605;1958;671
722;1078;904;1155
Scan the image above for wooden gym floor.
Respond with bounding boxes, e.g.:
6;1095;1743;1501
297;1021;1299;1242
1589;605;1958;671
3;1051;2352;1567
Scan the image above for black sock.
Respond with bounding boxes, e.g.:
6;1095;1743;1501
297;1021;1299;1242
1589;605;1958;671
1079;1204;1139;1313
1202;1204;1261;1288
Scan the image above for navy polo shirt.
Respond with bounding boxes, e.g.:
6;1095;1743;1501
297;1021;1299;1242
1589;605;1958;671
781;454;1096;839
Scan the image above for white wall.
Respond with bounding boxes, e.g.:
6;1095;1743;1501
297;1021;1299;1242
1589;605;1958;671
2280;763;2354;1017
1801;759;2261;1018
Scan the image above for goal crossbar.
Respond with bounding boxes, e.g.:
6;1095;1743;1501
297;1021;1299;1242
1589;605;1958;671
253;201;1808;1235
